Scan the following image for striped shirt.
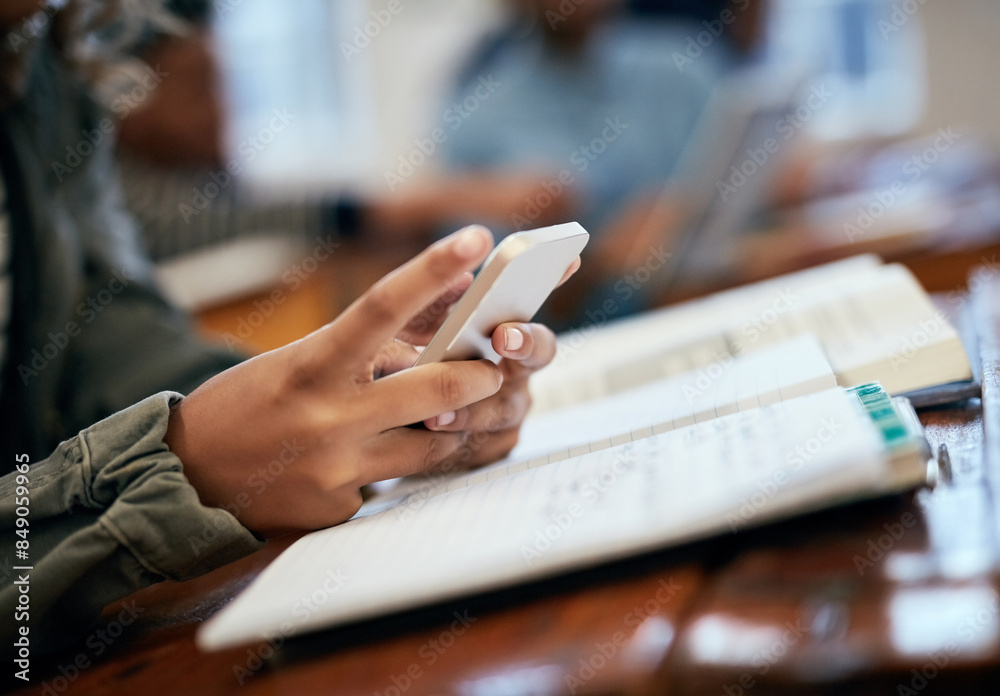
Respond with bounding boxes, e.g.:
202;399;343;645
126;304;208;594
116;153;349;261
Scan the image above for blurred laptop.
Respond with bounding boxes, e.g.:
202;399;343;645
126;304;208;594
645;66;813;298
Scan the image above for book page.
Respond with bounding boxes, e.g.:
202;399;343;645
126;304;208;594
536;254;883;379
357;335;836;518
531;258;970;412
199;388;891;651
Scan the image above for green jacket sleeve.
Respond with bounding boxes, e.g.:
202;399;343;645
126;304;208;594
1;391;264;655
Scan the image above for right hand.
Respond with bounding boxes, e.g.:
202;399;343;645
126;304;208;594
165;226;508;536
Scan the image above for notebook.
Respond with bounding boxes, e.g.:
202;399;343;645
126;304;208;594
357;334;837;518
198;382;929;651
529;255;974;413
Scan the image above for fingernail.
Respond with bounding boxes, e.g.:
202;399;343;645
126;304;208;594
436;411;456;427
454;226;488;259
504;326;524;351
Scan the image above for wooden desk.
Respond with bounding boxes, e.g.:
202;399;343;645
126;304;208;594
666;167;1000;304
10;262;1000;696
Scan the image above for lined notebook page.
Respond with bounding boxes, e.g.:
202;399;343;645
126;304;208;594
531;258;969;412
357;335;836;518
199;388;886;650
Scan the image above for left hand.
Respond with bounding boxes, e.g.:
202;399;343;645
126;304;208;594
376;258;580;472
167;226;575;534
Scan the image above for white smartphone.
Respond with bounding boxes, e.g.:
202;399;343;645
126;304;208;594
414;222;589;365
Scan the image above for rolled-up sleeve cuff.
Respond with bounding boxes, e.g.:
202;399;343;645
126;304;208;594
80;391;264;581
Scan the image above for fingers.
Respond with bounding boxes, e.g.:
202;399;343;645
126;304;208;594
427;384;531;433
431;427;521;472
421;322;552;432
424;321;553;434
373;339;422;378
465;427;521;468
362;359;503;432
316;226;494;369
491;322;558;373
365;428;469;482
556;256;582;288
397;271;474;346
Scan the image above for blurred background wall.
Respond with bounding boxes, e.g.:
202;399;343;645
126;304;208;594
212;0;1000;193
916;0;1000;150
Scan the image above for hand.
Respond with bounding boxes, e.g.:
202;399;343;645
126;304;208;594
373;259;579;473
426;320;563;470
165;226;571;536
371;319;567;473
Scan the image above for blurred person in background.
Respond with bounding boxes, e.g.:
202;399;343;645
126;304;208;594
627;0;768;59
0;0;572;659
442;0;768;326
113;0;571;263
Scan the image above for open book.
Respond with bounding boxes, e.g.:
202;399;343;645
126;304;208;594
199;382;929;651
529;255;973;413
